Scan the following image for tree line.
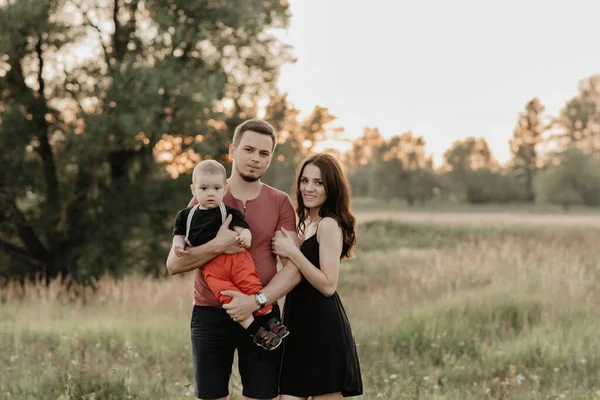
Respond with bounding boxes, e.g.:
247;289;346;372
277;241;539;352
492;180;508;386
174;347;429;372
1;0;598;285
346;78;600;209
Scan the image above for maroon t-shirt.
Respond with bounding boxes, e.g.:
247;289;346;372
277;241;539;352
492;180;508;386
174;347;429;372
188;184;296;307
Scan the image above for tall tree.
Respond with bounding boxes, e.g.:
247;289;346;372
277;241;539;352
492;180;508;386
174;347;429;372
384;131;432;205
509;97;546;202
347;126;385;168
443;137;504;203
443;137;496;176
555;75;600;154
346;128;439;204
0;0;292;282
346;127;385;197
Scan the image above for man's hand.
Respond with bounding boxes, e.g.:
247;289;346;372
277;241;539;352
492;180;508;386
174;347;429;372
221;290;260;322
214;215;244;254
174;244;189;257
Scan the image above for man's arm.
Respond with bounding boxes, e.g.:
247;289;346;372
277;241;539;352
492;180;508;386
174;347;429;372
222;194;300;321
166;214;243;275
221;235;301;321
166;240;222;275
262;251;302;303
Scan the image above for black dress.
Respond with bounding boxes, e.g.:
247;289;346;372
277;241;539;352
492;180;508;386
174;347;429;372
279;233;363;397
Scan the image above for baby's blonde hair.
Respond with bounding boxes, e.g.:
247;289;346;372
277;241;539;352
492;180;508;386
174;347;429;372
192;160;227;185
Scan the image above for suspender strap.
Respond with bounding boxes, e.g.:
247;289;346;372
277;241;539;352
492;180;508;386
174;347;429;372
185;205;199;246
185;203;228;246
219;202;227;224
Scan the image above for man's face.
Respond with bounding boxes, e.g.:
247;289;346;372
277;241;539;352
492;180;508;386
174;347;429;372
190;172;226;209
229;130;274;182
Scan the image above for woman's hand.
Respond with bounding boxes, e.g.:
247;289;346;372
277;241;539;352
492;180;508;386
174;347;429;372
271;228;300;259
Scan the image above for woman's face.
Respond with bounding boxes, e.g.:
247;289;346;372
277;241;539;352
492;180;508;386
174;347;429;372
300;163;327;210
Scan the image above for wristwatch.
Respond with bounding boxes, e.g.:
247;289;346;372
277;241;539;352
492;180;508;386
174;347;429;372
255;292;267;308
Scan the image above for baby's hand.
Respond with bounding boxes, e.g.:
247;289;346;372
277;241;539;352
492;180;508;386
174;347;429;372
174;244;189;257
236;230;252;248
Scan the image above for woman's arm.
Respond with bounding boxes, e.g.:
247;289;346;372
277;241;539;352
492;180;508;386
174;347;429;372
261;196;303;303
286;217;342;297
261;230;302;304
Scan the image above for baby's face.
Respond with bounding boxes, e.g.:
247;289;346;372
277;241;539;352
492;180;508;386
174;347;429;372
191;172;226;209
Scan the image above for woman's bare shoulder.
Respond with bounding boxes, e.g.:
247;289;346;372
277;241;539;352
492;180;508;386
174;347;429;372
317;217;342;240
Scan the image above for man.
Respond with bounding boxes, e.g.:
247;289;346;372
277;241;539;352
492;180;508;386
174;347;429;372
166;119;301;400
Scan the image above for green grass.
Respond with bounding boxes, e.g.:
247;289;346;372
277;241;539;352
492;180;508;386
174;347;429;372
355;219;535;251
2;213;600;399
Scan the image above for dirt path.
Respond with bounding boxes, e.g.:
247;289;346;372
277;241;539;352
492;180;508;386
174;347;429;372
356;210;600;228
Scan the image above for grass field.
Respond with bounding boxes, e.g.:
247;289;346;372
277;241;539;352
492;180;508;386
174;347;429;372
1;210;600;399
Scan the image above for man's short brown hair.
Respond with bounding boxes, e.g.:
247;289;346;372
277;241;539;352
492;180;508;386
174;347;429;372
232;119;277;151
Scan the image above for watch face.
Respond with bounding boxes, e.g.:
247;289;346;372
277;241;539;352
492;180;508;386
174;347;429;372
257;293;266;305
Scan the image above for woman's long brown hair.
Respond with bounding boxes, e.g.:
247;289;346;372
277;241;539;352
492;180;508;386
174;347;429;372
295;153;357;259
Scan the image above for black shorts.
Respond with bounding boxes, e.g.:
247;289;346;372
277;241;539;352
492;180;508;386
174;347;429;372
191;304;283;399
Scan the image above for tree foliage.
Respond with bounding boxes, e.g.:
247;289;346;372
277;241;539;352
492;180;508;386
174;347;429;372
509;98;546;202
347;128;440;205
0;0;292;282
540;148;600;209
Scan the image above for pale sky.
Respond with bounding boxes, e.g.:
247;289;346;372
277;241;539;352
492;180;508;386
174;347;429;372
276;0;600;165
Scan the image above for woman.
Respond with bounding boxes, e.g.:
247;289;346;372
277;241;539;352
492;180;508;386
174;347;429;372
272;153;363;399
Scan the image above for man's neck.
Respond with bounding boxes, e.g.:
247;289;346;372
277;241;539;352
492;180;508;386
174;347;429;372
227;173;263;202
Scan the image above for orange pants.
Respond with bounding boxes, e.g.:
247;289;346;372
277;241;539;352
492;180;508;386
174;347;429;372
203;250;272;316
